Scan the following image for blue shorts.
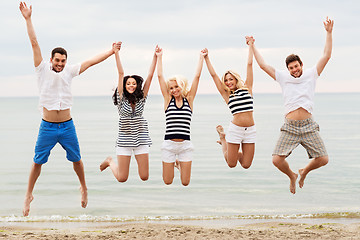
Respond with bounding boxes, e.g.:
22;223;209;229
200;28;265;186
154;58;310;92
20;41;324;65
34;119;81;164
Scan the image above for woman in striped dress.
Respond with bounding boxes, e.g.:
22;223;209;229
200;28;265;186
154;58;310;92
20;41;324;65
155;46;205;186
203;37;256;169
100;43;157;182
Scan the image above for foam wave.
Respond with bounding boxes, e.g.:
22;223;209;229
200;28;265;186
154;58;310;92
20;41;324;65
1;212;359;222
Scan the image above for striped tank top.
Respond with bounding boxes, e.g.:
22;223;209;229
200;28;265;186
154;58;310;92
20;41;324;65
228;89;254;115
114;91;152;148
164;97;192;140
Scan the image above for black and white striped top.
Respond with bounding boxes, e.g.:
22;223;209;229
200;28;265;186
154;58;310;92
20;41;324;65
115;92;152;148
164;97;192;140
228;89;253;115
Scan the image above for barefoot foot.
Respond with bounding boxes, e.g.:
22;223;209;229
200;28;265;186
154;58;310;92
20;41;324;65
174;160;180;170
298;168;306;188
100;156;112;171
290;173;298;194
23;194;34;217
80;187;88;208
216;125;226;139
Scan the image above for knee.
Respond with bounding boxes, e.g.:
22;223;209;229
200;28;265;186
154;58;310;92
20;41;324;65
272;156;284;167
140;175;149;181
117;176;128;183
241;163;251;169
319;156;329;166
181;180;190;186
163;179;173;185
227;161;237;168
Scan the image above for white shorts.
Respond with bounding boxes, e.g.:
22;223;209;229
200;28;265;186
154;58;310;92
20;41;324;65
225;122;256;144
161;140;194;163
116;145;149;156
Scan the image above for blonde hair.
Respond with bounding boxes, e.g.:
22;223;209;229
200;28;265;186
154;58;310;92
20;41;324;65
221;70;248;93
166;75;189;98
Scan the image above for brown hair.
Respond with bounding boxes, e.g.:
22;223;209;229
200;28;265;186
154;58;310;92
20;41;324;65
285;54;302;68
51;47;68;59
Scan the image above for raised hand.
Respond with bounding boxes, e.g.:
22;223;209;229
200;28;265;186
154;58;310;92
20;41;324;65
112;41;122;53
323;17;334;33
200;48;208;57
155;45;163;56
245;36;255;45
19;2;32;20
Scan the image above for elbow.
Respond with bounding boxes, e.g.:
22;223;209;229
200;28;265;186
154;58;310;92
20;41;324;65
30;39;39;48
259;64;267;71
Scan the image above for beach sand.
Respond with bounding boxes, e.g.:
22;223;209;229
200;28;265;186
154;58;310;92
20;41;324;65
1;221;360;239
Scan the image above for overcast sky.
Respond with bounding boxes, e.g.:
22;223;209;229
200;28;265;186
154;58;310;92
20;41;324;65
1;0;359;96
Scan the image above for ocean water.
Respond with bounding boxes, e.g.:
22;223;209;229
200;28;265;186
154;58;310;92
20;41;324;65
0;93;359;222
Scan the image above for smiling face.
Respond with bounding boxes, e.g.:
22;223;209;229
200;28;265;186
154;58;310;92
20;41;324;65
125;77;137;94
51;53;67;72
287;61;303;78
224;73;238;91
168;80;182;97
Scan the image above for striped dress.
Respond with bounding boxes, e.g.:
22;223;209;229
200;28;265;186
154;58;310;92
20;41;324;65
228;89;253;115
164;97;192;140
115;92;152;148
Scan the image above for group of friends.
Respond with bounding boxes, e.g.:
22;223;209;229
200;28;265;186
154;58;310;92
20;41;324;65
19;2;334;217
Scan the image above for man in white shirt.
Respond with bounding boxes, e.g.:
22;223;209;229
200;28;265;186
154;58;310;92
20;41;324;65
248;17;334;194
19;2;121;216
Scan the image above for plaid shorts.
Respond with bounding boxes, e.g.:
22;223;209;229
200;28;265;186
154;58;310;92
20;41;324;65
273;117;327;159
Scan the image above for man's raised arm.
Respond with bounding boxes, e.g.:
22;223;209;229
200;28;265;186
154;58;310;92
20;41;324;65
316;17;334;76
248;36;276;80
79;46;118;75
19;2;42;67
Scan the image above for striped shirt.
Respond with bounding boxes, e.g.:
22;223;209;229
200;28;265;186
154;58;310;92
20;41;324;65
115;91;152;148
164;97;192;140
228;89;253;115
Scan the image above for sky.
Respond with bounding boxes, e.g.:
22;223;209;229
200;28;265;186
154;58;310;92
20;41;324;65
1;0;359;97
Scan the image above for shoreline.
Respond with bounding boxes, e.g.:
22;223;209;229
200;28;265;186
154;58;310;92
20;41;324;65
1;218;360;239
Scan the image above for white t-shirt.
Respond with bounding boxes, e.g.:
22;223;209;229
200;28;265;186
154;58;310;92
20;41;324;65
275;66;318;115
35;60;81;111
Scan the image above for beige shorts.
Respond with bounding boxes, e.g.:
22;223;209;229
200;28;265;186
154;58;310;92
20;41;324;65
161;140;194;163
273;117;328;159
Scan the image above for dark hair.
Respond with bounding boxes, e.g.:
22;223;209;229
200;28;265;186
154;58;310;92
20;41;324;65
285;54;302;68
112;75;144;105
51;47;68;59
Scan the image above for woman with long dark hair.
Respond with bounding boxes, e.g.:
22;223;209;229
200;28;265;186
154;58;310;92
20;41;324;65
100;43;157;182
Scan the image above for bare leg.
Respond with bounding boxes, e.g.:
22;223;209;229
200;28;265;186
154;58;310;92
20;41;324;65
162;162;175;185
72;160;88;208
100;156;131;182
239;143;255;169
299;156;329;188
23;162;42;216
272;155;298;194
179;161;192;186
134;153;149;181
226;143;241;168
216;125;241;168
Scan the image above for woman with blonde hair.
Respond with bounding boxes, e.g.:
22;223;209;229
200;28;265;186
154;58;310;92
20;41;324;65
155;46;205;186
203;37;255;169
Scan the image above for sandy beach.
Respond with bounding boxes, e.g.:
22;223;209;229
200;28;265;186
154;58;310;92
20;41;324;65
1;221;360;240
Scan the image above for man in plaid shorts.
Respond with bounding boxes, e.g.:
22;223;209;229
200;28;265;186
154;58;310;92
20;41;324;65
248;17;334;194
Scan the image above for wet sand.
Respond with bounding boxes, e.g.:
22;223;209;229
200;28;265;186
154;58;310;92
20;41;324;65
1;220;360;239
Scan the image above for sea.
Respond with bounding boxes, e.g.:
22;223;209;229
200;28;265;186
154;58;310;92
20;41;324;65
0;93;359;223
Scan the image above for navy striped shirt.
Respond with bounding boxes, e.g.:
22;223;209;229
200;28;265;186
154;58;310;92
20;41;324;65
228;89;253;115
164;97;192;140
115;92;152;148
